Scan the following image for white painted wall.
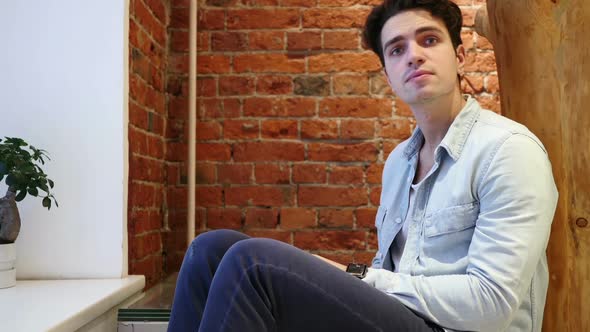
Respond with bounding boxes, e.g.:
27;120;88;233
0;0;129;278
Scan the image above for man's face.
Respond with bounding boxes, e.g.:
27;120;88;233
380;9;465;105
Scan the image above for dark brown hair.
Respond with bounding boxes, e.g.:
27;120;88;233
363;0;463;66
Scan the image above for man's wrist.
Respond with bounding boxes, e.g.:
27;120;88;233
346;263;368;279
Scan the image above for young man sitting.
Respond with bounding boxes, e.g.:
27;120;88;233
168;1;558;331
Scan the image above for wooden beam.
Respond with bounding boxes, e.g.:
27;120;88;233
476;1;590;330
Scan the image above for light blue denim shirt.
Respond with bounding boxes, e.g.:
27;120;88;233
365;96;558;332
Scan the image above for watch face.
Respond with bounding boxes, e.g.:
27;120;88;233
346;263;367;278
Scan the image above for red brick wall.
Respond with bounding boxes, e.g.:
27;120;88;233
125;0;499;285
128;0;169;288
162;0;499;275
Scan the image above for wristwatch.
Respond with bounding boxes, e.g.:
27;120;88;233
346;263;368;279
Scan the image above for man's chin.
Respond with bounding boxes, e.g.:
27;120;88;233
406;92;439;105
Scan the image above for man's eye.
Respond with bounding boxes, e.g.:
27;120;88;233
425;37;438;45
390;47;403;56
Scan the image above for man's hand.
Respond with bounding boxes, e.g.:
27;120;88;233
313;254;347;271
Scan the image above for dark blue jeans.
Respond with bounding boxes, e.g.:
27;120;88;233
168;229;442;332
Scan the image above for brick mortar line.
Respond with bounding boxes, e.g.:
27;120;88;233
129;99;168;118
133;0;169;39
128;122;169;139
129;151;169;163
130;179;169;186
138;0;169;27
129;72;168;102
129;206;165;212
129;251;164;263
130;16;168;54
131;228;166;238
130;45;168;79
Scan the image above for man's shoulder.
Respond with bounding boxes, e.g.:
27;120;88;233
472;108;544;146
475;108;533;136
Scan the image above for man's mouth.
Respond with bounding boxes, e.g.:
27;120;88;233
406;70;433;82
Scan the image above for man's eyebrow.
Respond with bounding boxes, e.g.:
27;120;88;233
382;26;445;51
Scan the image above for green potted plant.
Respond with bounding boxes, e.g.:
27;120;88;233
0;137;57;288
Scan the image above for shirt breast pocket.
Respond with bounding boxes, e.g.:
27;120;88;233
421;202;479;266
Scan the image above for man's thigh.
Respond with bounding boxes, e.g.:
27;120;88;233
206;238;439;332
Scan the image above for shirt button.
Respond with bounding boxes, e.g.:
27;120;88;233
395;217;402;223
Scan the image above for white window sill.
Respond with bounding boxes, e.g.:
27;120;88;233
0;275;145;332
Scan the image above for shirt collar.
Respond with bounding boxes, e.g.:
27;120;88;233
402;95;481;161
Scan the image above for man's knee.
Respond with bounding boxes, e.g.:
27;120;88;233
189;229;241;248
184;229;246;262
223;238;282;265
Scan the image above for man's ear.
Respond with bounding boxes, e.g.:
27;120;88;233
456;44;466;76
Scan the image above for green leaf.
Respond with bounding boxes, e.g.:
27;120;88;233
15;190;26;202
39;182;49;192
27;187;39;196
0;137;57;208
5;174;16;186
21;164;35;174
42;197;51;209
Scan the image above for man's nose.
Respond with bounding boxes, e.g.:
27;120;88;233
406;42;425;67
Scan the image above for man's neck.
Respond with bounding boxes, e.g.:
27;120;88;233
410;90;466;153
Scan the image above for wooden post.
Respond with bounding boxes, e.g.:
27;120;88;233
475;1;590;331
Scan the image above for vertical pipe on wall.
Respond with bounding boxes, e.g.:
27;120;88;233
187;0;197;246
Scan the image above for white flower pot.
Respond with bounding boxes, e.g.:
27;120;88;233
0;243;16;288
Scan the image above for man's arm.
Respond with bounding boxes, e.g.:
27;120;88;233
364;134;558;331
313;254;347;271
